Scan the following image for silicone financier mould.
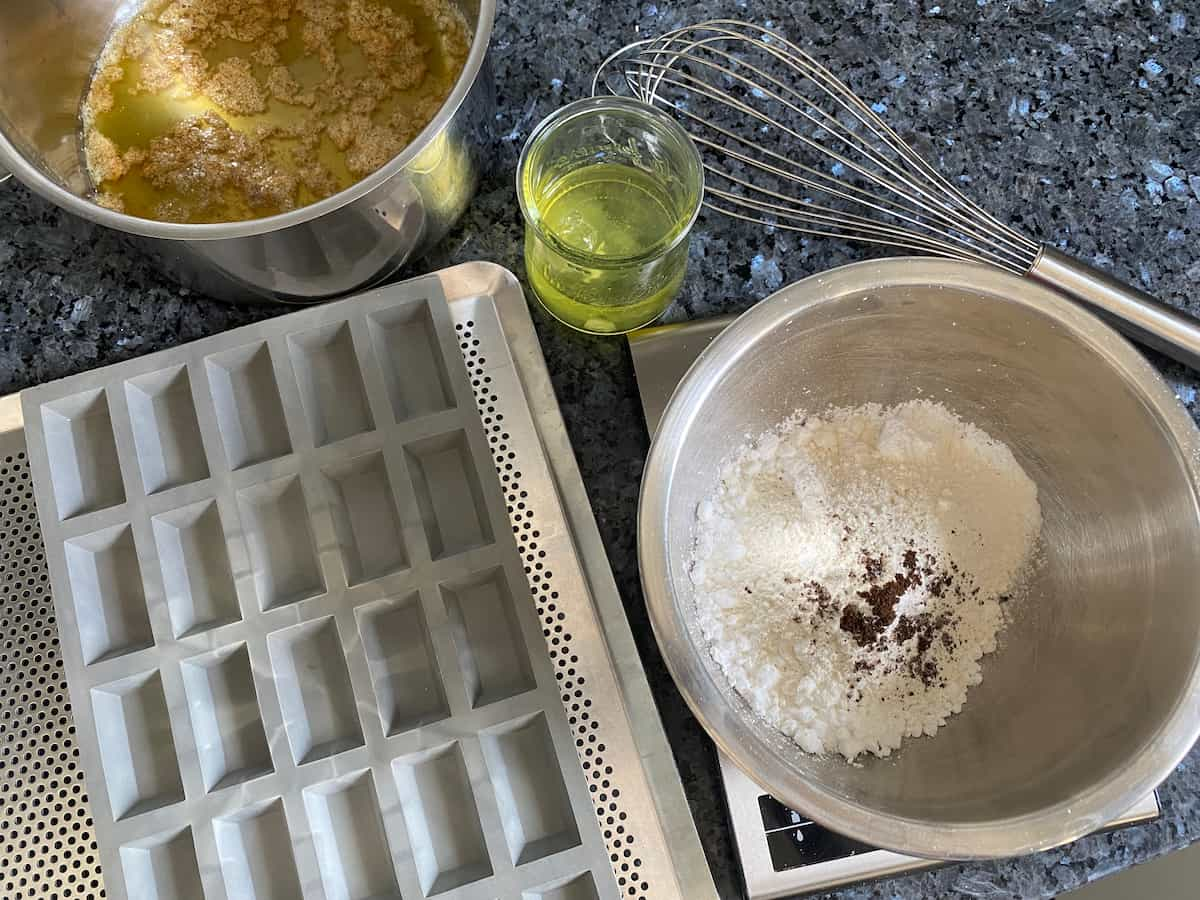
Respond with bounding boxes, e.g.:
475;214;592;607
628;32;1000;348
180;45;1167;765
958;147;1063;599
23;278;619;900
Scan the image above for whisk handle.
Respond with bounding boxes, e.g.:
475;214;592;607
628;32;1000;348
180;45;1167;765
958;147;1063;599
1030;245;1200;371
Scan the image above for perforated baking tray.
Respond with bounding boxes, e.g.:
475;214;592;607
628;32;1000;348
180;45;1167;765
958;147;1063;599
10;262;713;900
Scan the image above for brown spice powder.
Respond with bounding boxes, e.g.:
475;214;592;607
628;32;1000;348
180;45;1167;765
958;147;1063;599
834;545;968;692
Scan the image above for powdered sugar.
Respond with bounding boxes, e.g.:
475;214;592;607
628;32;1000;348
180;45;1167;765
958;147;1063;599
692;400;1042;761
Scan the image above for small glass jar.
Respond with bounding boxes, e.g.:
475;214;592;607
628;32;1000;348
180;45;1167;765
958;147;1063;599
517;97;704;335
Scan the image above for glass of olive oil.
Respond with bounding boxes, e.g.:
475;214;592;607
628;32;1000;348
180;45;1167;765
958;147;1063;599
517;97;704;334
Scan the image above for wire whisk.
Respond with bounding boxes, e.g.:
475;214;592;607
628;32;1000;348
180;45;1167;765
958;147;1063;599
593;19;1200;370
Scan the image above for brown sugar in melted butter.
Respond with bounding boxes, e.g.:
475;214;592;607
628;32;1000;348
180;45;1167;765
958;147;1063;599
82;0;470;223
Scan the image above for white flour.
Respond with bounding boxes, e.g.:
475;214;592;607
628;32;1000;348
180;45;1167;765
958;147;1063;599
691;400;1042;761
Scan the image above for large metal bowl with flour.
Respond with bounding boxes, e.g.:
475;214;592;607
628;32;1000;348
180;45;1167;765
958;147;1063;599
639;257;1200;859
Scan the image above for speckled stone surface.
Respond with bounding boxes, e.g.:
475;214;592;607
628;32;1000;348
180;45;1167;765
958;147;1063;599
2;2;1199;898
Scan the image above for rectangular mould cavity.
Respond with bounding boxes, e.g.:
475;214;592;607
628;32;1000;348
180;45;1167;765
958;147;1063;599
41;388;125;518
119;827;205;900
91;669;184;821
482;713;580;866
322;452;409;586
125;365;209;494
179;643;272;793
405;430;493;560
524;873;601;900
206;342;292;469
288;321;374;447
267;617;364;765
356;593;449;737
237;474;324;611
441;568;535;708
394;742;492;895
152;499;240;638
367;300;456;422
65;523;153;665
213;798;303;900
303;771;401;900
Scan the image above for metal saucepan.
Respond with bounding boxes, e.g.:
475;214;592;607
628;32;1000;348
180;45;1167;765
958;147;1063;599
0;0;495;303
639;257;1200;859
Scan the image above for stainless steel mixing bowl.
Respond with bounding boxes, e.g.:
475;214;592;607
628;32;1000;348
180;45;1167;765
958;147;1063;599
639;258;1200;859
0;0;494;303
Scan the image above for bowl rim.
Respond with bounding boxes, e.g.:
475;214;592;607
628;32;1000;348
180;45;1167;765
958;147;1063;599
637;256;1200;859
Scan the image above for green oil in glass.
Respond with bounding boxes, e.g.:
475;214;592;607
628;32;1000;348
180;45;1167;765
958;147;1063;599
525;161;691;334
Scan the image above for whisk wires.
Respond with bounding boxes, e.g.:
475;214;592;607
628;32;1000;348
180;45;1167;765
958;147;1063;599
593;20;1040;274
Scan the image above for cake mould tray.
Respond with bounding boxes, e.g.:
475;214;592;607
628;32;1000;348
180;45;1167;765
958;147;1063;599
7;262;714;900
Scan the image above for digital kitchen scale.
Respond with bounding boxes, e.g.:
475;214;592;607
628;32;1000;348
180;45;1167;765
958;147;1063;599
628;315;1160;899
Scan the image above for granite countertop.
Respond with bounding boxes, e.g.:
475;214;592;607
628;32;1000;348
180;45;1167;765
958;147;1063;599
2;2;1199;898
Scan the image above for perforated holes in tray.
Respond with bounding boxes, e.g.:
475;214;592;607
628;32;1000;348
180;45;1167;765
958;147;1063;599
0;450;105;900
457;321;649;899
